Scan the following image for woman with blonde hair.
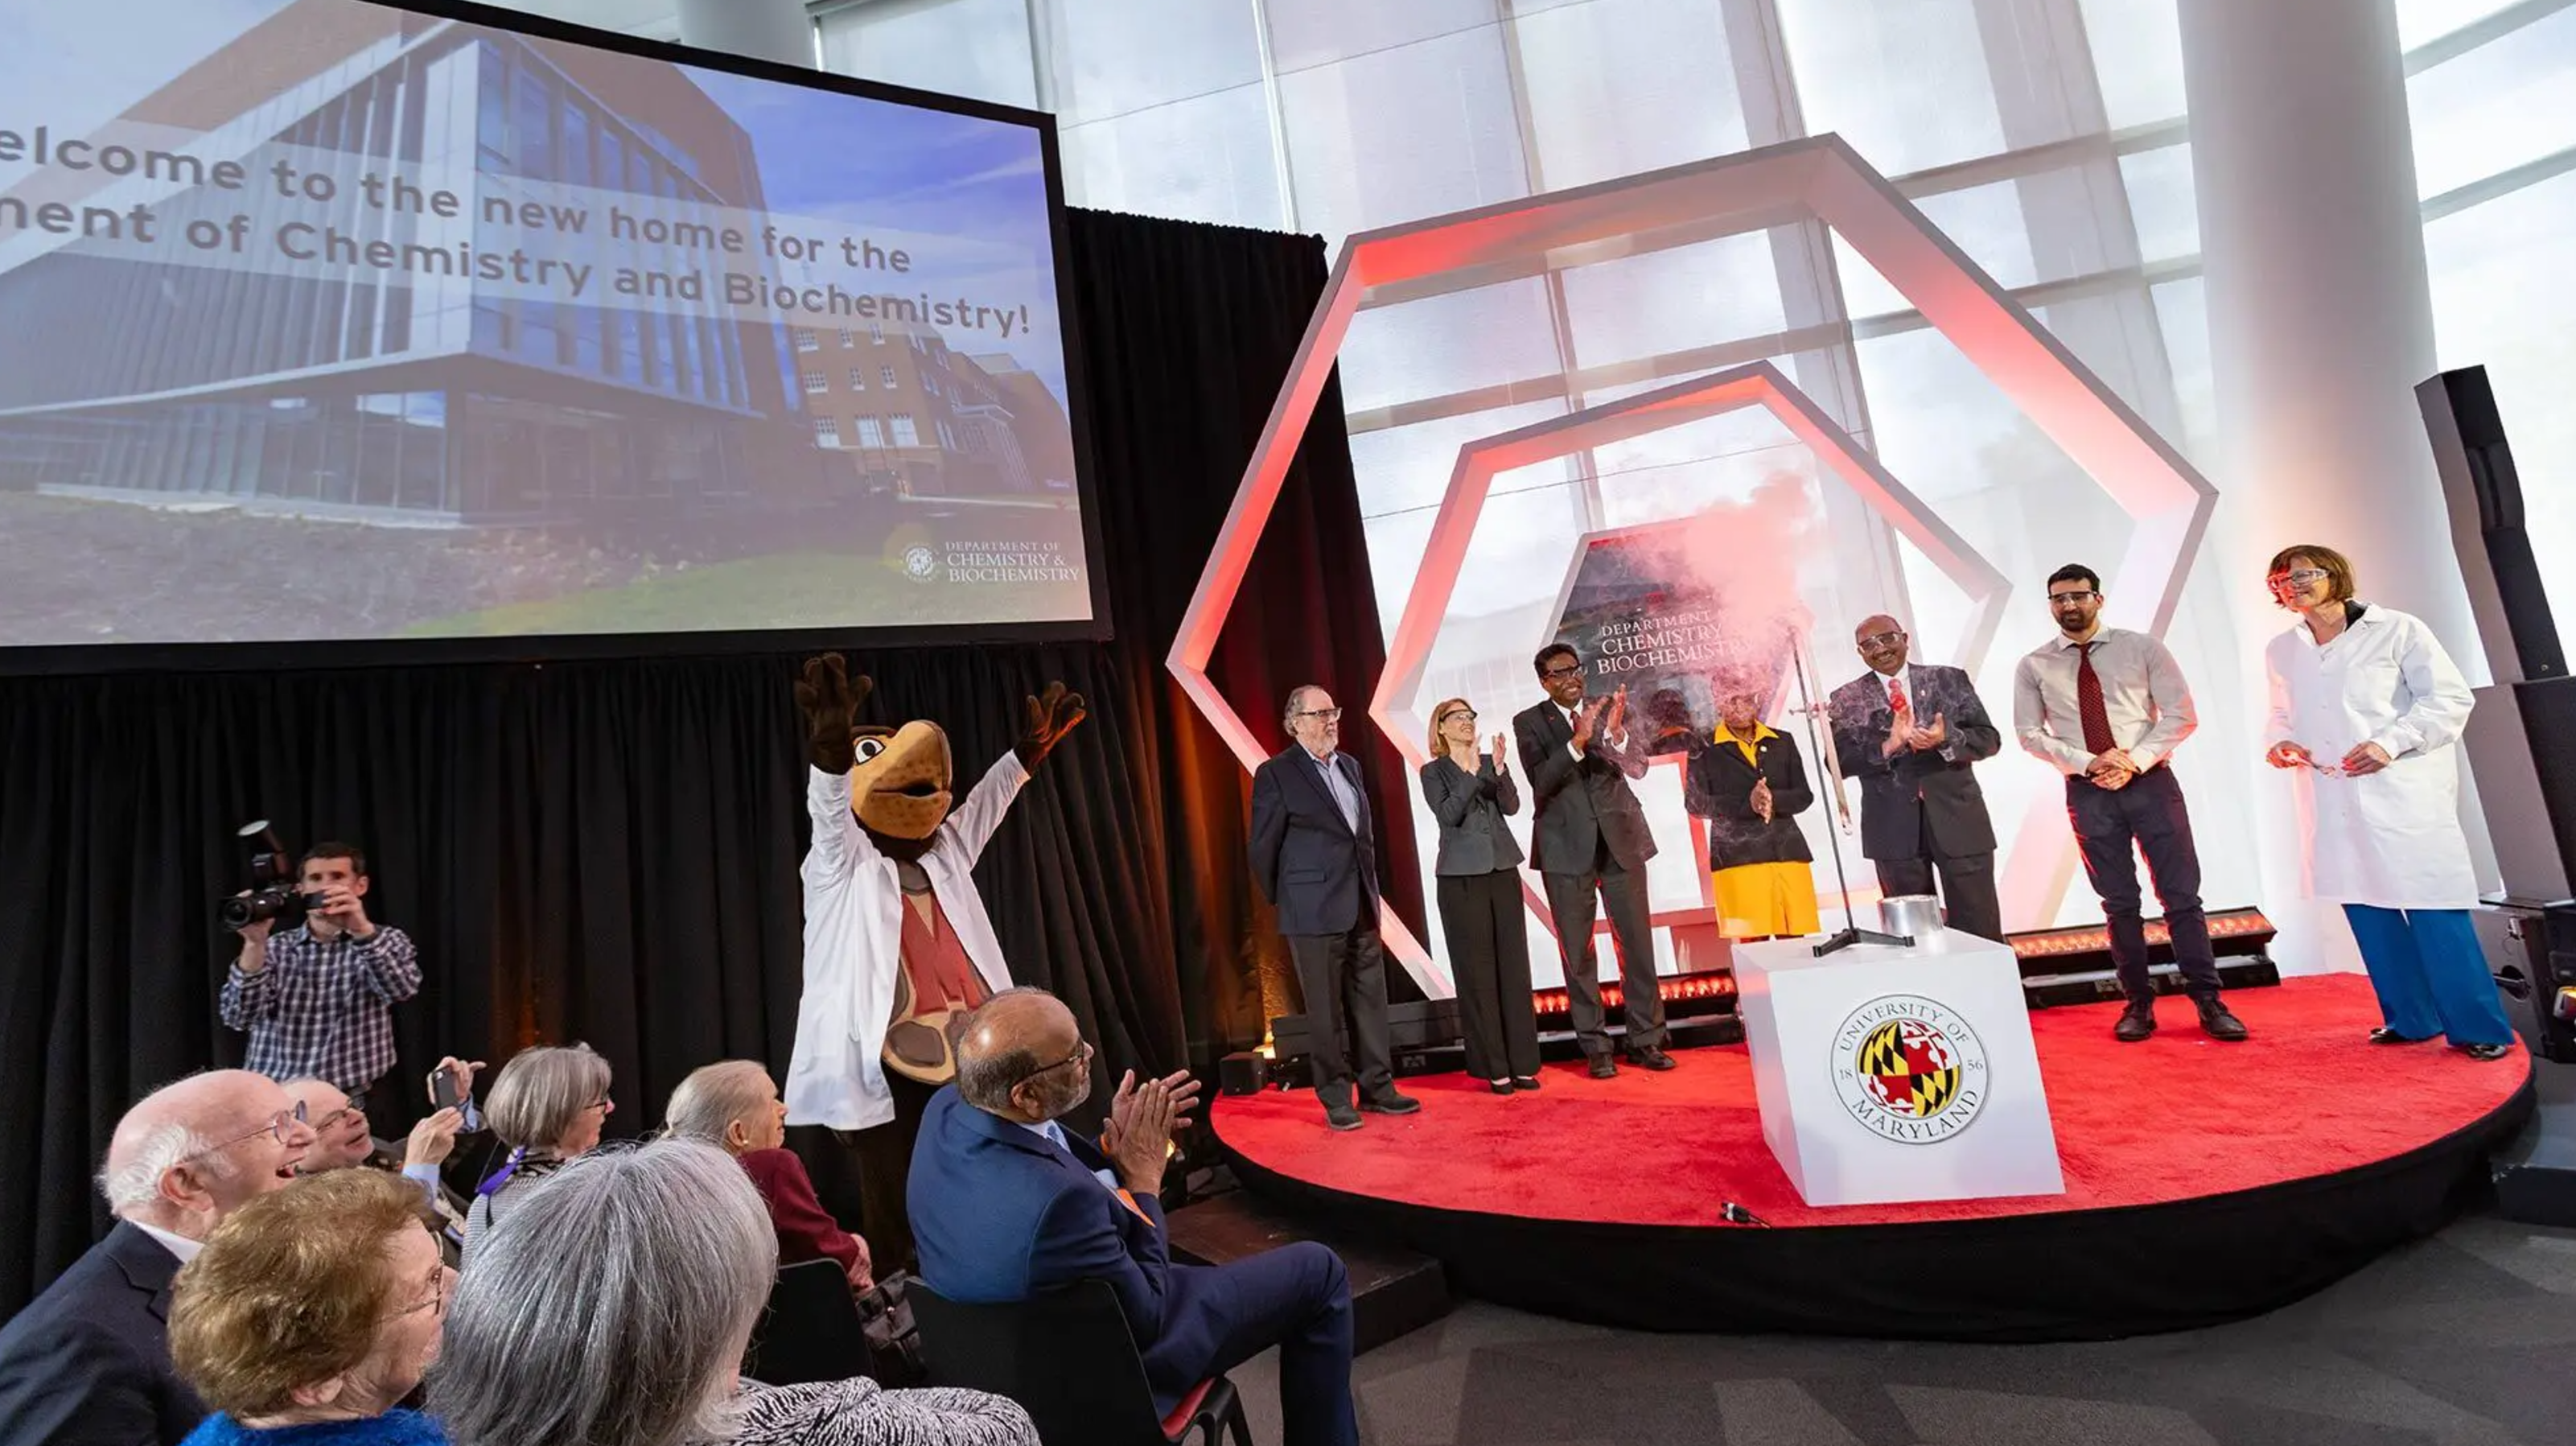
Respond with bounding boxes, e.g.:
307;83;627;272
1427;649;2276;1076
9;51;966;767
1419;696;1540;1093
170;1170;453;1445
2262;543;2516;1060
665;1061;873;1289
463;1042;615;1262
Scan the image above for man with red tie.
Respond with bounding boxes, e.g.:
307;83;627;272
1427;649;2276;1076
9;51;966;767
1831;615;2006;941
2012;564;2250;1044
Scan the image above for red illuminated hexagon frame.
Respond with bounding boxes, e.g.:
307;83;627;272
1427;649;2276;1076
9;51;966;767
1169;135;2220;992
1371;360;2013;947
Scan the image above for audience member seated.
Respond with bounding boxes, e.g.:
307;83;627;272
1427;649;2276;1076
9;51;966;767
429;1139;1037;1446
167;1171;452;1446
461;1043;612;1263
0;1070;318;1446
282;1077;469;1267
910;988;1359;1446
665;1061;874;1290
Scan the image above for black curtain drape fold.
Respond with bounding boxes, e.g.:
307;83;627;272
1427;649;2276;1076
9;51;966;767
0;207;1403;1316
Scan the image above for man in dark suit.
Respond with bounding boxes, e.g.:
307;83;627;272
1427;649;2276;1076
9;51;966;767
1828;614;2006;941
1513;644;1674;1077
0;1069;317;1446
1249;684;1419;1131
911;989;1357;1446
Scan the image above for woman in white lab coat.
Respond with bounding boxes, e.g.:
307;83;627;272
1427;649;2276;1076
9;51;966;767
2261;544;2516;1060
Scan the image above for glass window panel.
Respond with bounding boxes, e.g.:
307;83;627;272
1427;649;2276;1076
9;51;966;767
1776;0;2009;175
1561;233;1788;372
1059;84;1286;230
1591;406;1817;530
2118;142;2199;265
1264;0;1496;74
1827;179;2038;320
2426;171;2576;625
1511;0;1748;191
2397;0;2533;49
1348;398;1572;519
1337;277;1562;418
1278;27;1529;240
2076;0;2187;130
819;0;1038;110
2149;275;2219;472
2407;5;2576;200
1038;0;1262;125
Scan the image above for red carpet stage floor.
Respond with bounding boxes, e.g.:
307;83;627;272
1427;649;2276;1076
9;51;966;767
1212;974;2535;1340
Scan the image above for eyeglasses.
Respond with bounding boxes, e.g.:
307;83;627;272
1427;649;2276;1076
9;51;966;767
183;1102;308;1163
1438;709;1478;725
1858;630;1906;649
1541;663;1584;680
582;1096;614;1115
311;1103;364;1135
1295;707;1343;722
1018;1040;1093;1086
2266;568;2330;591
2049;591;2101;605
385;1263;447;1321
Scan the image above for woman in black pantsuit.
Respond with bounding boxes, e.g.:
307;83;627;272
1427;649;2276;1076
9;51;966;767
1421;697;1541;1094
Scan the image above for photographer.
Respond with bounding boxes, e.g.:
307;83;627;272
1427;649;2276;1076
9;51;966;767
219;842;422;1109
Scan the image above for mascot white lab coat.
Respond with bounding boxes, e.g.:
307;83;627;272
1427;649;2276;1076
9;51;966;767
2263;604;2479;910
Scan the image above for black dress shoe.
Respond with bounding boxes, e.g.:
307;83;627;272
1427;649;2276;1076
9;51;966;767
1488;1079;1516;1096
1511;1075;1542;1092
1323;1101;1364;1131
1361;1090;1422;1114
2196;997;2249;1042
1624;1045;1678;1071
2464;1042;2517;1061
2369;1025;2434;1044
2113;1002;2157;1042
1587;1056;1619;1080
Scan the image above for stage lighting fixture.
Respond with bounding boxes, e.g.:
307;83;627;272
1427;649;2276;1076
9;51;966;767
1530;968;1737;1023
2010;906;2280;1007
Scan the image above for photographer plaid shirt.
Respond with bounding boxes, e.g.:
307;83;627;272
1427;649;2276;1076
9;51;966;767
220;924;422;1092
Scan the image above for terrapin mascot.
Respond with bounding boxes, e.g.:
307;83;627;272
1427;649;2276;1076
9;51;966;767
784;651;1085;1261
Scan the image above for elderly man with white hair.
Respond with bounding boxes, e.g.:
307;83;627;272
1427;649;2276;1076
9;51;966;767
0;1069;317;1446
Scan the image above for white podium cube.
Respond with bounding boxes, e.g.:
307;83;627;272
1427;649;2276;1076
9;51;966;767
1734;929;2064;1207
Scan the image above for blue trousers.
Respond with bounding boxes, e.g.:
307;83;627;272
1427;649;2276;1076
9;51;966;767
1158;1242;1356;1446
2342;904;2514;1046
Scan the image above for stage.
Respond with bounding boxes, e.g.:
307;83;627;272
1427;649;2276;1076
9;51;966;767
1210;974;2535;1341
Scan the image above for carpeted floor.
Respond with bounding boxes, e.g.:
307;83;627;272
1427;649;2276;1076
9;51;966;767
1212;975;2531;1226
1220;1205;2576;1444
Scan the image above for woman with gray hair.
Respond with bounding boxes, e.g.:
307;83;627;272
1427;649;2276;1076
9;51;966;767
665;1061;873;1288
429;1139;1035;1446
462;1043;614;1263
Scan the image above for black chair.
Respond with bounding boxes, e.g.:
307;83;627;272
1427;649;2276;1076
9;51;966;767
911;1278;1252;1446
746;1258;875;1386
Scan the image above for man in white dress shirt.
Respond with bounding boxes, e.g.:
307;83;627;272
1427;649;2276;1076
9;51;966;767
2013;565;2250;1044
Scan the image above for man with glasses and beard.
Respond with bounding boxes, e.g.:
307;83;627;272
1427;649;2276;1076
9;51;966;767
910;988;1360;1446
2013;564;2249;1044
1830;614;2006;942
1249;684;1420;1131
0;1070;318;1446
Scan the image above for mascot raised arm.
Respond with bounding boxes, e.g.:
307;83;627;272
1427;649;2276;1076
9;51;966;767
784;652;1084;1261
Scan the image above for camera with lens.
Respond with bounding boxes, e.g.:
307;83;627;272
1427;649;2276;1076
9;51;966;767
216;821;327;931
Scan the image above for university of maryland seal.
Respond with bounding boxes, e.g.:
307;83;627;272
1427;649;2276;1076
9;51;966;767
1829;995;1989;1143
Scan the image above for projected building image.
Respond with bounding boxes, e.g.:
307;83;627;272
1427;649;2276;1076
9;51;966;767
0;2;844;525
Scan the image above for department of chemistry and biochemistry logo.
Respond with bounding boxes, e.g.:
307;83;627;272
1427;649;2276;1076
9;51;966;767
1830;995;1988;1143
903;545;939;582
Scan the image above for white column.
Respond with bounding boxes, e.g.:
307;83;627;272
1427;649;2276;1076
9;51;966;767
676;0;813;69
2179;0;2486;972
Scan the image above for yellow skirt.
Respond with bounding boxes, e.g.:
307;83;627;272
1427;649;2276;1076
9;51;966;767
1712;861;1820;939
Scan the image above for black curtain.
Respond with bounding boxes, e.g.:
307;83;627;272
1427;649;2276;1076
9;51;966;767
0;208;1412;1316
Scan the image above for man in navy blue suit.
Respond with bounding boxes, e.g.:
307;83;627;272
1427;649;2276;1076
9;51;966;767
1249;684;1420;1131
0;1069;317;1446
910;989;1358;1446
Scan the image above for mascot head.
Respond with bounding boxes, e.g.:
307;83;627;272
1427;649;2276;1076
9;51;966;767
847;719;954;857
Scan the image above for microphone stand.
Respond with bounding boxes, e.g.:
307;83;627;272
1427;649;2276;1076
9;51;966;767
1787;639;1910;957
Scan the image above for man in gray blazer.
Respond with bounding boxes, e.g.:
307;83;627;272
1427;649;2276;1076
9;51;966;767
1828;615;2006;941
1512;644;1673;1077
